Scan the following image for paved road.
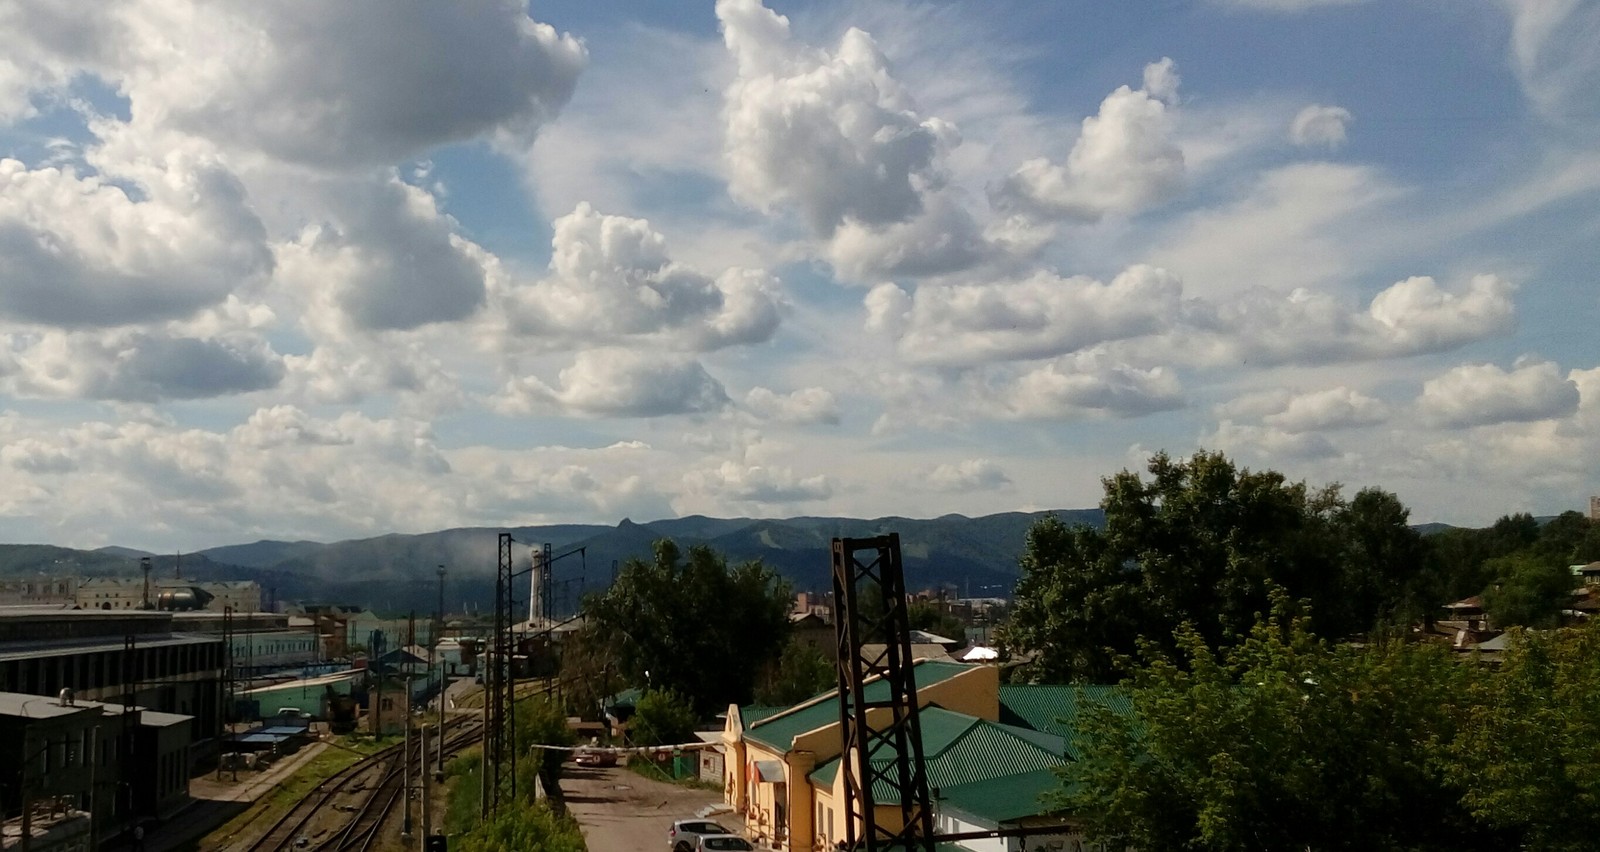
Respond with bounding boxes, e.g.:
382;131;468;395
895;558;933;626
562;764;726;852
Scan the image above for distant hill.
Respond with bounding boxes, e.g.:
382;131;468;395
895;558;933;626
1;510;1108;615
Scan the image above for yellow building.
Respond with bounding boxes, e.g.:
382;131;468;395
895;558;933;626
723;663;1133;851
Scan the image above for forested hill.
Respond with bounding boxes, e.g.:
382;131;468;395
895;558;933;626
0;509;1105;613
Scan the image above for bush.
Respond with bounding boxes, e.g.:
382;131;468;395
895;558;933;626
453;800;585;852
629;688;696;747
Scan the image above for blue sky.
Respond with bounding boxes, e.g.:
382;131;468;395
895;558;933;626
0;0;1597;550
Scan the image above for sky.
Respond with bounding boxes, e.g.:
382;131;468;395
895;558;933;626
0;0;1598;552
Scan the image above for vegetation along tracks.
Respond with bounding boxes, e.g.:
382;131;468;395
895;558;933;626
240;717;482;852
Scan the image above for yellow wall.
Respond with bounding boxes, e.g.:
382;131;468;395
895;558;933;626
726;662;1000;851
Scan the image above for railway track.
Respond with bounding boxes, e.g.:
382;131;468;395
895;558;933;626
237;717;483;852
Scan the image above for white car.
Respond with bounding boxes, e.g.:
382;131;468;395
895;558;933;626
667;820;733;852
694;835;753;851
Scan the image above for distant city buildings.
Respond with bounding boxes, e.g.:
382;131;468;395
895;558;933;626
74;578;261;613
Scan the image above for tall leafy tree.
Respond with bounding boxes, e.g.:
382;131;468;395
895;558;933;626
581;539;792;715
1009;451;1426;681
629;688;698;747
1059;593;1498;852
1482;554;1574;628
1456;624;1600;851
755;639;835;706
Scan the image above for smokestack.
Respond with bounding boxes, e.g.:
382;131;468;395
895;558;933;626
529;548;544;624
140;557;153;610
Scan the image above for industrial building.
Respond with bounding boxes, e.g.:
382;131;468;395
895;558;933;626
0;609;225;756
74;577;261;613
0;691;194;850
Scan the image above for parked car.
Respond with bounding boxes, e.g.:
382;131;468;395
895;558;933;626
573;747;617;767
668;820;733;852
695;836;753;851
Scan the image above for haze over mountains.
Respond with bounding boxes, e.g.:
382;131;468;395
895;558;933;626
0;510;1106;614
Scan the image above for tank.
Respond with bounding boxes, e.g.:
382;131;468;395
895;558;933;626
156;586;216;611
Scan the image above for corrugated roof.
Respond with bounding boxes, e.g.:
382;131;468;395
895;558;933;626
808;707;1068;800
743;660;973;751
739;705;785;725
937;767;1064;825
998;684;1135;760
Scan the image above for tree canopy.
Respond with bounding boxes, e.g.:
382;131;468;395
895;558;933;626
1455;625;1600;850
1007;451;1429;682
1058;592;1494;852
579;538;793;715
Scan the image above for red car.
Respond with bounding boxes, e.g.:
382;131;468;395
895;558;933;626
573;747;617;767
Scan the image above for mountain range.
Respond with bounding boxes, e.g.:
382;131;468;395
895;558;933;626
0;510;1106;615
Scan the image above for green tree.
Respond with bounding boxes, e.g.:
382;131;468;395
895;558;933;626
907;599;965;640
1456;624;1600;850
629;688;697;747
755;639;835;706
1336;487;1434;629
1008;451;1426;681
1529;510;1594;565
512;695;575;807
1482;554;1573;628
1059;592;1496;852
581;539;793;714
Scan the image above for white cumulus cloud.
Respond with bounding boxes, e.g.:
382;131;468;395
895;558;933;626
1000;352;1185;420
925;458;1011;493
744;387;840;425
501;203;782;352
872;264;1183;367
684;460;833;504
0;157;271;327
1418;360;1580;428
1289;104;1353;148
276;177;488;333
498;349;730;419
1262;386;1389;432
993;59;1185;222
0;0;586;169
717;0;954;236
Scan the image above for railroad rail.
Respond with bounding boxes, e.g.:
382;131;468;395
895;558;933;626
236;717;482;852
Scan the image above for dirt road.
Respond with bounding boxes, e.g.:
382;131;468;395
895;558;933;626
562;764;727;852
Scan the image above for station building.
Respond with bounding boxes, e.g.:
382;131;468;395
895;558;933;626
721;661;1126;852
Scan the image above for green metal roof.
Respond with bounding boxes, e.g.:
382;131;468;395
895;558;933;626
739;704;785;725
998;684;1136;760
936;767;1065;826
743;660;974;751
807;707;1068;801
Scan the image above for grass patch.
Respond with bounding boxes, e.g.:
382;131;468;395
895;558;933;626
442;747;486;836
455;678;554;710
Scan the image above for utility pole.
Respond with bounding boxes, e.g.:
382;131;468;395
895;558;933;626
403;612;415;841
436;565;447;780
420;723;431;850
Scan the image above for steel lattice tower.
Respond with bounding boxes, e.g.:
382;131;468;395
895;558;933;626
831;534;936;852
486;532;519;814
